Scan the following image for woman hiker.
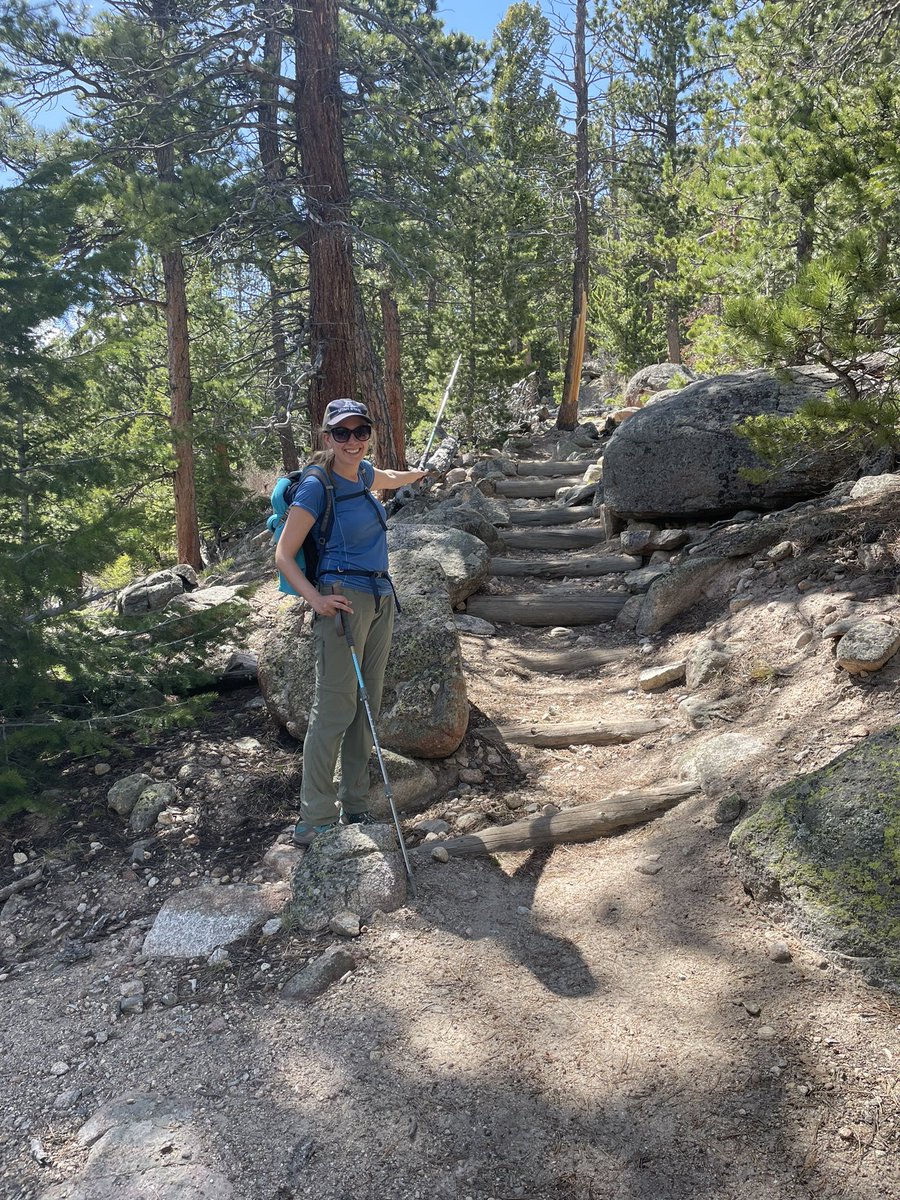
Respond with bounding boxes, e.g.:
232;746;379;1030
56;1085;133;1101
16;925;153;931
274;398;428;845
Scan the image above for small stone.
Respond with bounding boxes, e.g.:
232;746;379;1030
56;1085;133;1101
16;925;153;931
234;736;262;753
282;946;356;1001
635;859;663;876
49;1061;70;1077
549;626;574;639
838;1126;854;1141
742;1000;762;1017
220;756;232;768
639;661;687;692
207;947;230;966
541;804;559;817
431;846;450;864
794;629;814;649
53;1086;82;1111
119;995;144;1015
207;1016;227;1034
160;992;179;1007
768;940;792;963
757;1025;777;1041
458;768;484;784
516;905;530;915
12;851;28;866
261;918;282;938
416;819;450;836
94;762;111;776
329;911;361;938
119;980;144;997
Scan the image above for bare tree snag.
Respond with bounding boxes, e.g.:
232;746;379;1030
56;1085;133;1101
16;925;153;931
434;781;698;856
476;717;667;747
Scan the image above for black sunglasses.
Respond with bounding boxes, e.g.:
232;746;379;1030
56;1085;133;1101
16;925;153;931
329;424;372;443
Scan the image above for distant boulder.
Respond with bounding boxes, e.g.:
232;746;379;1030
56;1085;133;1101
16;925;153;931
603;366;859;520
624;362;697;404
117;564;198;615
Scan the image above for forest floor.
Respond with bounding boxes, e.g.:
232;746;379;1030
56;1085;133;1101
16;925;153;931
1;432;899;1200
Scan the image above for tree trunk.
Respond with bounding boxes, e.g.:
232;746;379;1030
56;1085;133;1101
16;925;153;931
352;285;399;468
160;249;202;569
258;1;299;472
379;286;407;470
464;592;627;626
558;0;589;431
151;0;201;569
666;297;682;365
476;717;667;747
293;0;355;432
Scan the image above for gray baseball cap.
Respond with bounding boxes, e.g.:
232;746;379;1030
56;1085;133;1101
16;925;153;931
323;398;370;427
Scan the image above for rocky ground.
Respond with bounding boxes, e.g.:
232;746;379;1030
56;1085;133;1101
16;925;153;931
1;422;898;1200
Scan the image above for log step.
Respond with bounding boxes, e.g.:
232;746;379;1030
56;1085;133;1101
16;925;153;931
493;477;581;498
490;554;641;578
507;646;628;674
465;592;627;626
501;528;614;551
432;780;699;857
508;507;593;526
477;717;668;748
515;460;597;477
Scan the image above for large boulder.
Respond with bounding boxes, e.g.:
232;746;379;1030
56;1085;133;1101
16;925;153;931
624;362;697;404
391;500;504;552
604;366;859;520
386;525;489;605
731;727;900;987
258;554;468;758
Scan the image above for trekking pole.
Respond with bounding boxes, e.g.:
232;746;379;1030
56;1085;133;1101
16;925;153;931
335;608;417;898
418;354;461;469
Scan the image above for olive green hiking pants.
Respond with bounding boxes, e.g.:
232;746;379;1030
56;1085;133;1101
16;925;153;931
299;587;395;827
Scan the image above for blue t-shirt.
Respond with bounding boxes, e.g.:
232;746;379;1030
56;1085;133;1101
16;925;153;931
290;460;391;595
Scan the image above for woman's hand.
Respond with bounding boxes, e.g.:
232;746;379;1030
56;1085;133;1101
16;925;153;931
312;592;354;618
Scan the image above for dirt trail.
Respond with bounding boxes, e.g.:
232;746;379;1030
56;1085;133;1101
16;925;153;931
1;436;898;1199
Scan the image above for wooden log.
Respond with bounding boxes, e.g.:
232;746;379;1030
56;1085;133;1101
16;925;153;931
507;647;628;673
501;528;618;551
515;460;596;477
436;780;700;857
507;507;593;526
494;477;580;499
490;554;641;578
0;868;42;903
476;716;667;746
465;593;627;626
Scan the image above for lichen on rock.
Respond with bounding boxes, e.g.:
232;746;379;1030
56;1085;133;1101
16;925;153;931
730;725;900;987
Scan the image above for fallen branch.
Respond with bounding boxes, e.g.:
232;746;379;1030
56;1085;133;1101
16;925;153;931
435;781;699;857
0;868;42;902
476;717;667;747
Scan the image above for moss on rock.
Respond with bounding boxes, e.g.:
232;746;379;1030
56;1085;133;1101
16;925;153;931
730;725;900;988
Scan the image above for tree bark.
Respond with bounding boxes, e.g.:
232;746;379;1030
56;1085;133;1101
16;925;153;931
557;0;590;431
293;0;356;431
352;284;398;468
160;249;202;569
434;781;697;857
476;717;667;747
380;286;407;470
150;0;201;569
258;0;299;472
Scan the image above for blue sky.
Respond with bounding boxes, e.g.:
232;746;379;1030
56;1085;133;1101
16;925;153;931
437;0;512;43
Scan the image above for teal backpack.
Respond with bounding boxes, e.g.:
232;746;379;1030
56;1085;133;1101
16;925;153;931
267;465;335;596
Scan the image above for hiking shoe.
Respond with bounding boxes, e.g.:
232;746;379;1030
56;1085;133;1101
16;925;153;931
292;821;335;846
344;811;377;826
